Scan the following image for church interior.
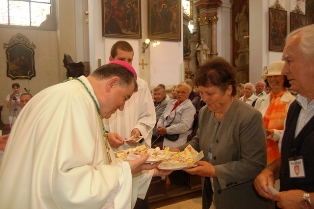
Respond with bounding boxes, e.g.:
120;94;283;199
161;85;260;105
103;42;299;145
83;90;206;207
0;0;314;208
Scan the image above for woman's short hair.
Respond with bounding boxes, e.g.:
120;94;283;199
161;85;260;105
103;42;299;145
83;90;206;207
194;57;237;96
178;82;192;94
153;86;166;96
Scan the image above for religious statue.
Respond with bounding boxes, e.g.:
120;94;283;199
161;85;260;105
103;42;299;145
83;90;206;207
195;39;210;65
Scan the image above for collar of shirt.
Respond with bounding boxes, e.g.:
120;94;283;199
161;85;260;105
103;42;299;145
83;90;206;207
296;94;314;110
295;94;314;136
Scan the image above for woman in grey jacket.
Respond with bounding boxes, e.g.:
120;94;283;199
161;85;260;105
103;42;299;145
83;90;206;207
174;57;272;209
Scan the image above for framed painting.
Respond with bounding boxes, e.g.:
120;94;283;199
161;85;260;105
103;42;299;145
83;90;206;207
6;43;36;80
269;8;287;52
290;12;306;32
148;0;181;41
101;0;142;39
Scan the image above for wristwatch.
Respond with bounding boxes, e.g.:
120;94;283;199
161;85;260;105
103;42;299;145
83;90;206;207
300;192;312;209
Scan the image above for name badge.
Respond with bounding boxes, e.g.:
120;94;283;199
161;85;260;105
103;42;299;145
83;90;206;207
288;156;305;178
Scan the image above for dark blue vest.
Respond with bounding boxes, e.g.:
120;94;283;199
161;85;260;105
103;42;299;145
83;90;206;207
280;101;314;192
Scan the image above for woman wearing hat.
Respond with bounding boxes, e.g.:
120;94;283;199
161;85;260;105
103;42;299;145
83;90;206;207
255;61;295;165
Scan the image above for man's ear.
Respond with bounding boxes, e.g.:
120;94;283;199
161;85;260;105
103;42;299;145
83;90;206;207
109;56;114;62
106;76;120;91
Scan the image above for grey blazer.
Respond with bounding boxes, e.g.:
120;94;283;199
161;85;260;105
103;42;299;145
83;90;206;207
179;99;272;209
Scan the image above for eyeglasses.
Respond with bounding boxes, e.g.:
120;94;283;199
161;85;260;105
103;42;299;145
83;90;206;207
176;91;187;95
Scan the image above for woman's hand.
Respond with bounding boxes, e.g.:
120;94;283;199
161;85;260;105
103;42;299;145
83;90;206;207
156;126;167;136
266;129;274;140
183;161;216;178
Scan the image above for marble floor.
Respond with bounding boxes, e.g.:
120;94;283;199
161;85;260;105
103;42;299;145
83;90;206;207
150;196;216;209
155;196;202;209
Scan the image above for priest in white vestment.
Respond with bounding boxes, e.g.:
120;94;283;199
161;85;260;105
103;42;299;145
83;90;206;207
0;61;170;209
104;77;156;150
104;41;156;151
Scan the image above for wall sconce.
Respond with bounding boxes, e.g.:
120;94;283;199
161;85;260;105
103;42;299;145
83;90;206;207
152;41;160;47
142;39;161;53
142;39;150;53
188;21;194;34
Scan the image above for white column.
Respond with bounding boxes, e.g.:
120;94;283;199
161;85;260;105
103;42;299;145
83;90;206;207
217;2;231;62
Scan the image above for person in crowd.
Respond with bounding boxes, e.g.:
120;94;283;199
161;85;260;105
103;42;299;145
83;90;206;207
173;57;272;209
153;86;168;121
19;93;32;108
235;83;244;99
255;61;295;165
152;86;169;144
104;41;156;150
6;83;21;126
156;82;196;148
239;82;258;106
255;81;266;97
0;134;9;163
254;24;314;209
0;61;171;209
185;78;197;100
171;85;177;99
192;87;206;112
0;92;33;157
157;83;170;101
0;135;9;152
265;82;272;94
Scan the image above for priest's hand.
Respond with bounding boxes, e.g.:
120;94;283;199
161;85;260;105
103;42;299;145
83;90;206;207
183;161;216;178
107;132;124;149
0;134;9;151
128;153;159;175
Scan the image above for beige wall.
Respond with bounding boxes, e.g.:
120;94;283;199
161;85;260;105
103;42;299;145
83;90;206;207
0;28;60;124
0;0;80;124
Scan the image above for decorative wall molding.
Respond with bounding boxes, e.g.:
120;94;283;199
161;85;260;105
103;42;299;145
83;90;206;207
3;33;36;49
291;4;305;15
270;0;286;11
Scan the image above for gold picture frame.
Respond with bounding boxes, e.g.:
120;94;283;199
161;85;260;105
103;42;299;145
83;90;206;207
102;0;142;39
269;8;287;52
4;33;36;80
290;12;307;32
148;0;181;41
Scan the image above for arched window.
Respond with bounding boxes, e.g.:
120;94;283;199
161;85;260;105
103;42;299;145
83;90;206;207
0;0;54;29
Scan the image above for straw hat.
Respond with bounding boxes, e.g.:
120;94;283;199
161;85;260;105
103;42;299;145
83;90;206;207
261;61;284;80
